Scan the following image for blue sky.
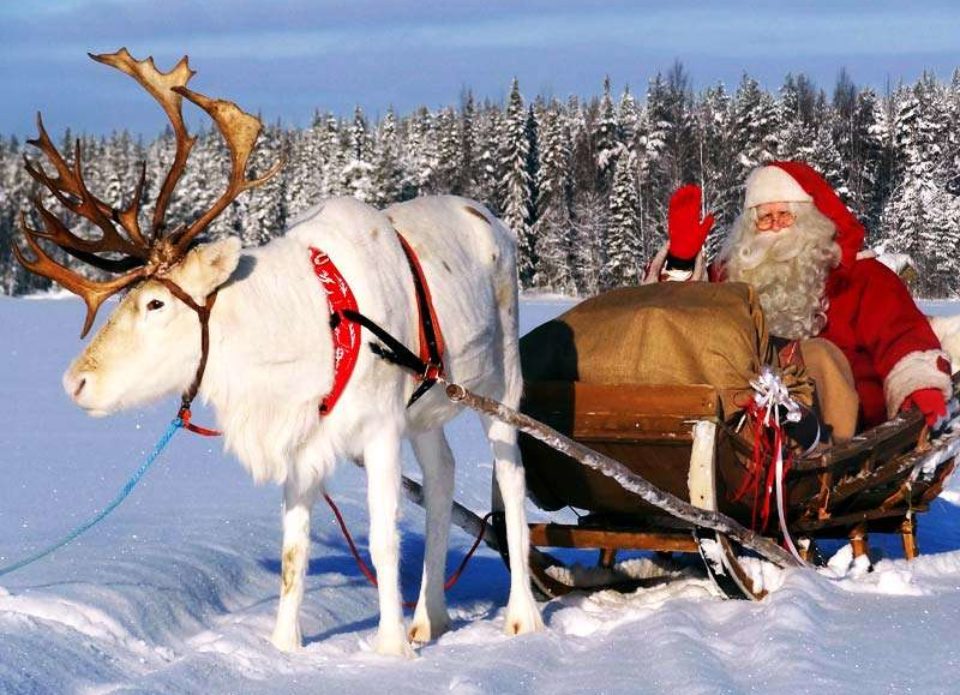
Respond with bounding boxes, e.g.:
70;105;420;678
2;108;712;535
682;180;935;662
1;0;959;137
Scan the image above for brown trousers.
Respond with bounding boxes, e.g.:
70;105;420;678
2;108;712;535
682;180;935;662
798;338;859;442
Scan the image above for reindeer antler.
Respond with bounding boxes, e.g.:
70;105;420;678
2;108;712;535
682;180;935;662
169;86;285;257
15;48;283;337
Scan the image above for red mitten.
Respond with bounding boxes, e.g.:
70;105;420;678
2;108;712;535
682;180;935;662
901;387;948;428
668;184;715;261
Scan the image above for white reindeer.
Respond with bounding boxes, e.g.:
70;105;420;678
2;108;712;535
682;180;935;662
16;50;542;657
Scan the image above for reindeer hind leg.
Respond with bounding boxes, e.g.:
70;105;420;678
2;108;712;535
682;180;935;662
407;427;455;643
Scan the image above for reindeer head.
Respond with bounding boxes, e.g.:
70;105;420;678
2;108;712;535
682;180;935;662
15;49;281;415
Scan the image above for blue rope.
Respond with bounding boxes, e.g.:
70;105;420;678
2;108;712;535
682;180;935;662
0;417;183;578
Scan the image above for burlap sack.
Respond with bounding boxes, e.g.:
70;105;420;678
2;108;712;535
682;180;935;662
521;282;776;415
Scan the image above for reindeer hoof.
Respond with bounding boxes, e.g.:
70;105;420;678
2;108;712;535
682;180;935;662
374;631;417;659
504;599;544;636
408;614;451;644
270;627;302;653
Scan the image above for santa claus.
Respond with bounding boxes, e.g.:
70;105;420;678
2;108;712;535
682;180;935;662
646;161;951;434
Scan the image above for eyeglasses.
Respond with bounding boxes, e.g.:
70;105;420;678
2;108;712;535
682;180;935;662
755;210;796;231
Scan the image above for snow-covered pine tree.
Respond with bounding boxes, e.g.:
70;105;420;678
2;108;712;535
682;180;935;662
532;101;576;293
317;112;345;198
434;107;461;194
458;91;478;197
474;102;503;212
284;111;324;217
340;106;376;203
402;107;438;197
695;83;738;258
777;73;817;161
805;93;845;195
191;125;235;240
618;87;639;149
643;63;697;257
731;74;779;179
881;75;956;295
242;122;287;246
595;76;620;191
605;148;641;287
570;191;608;296
499;78;535;286
567;94;598;199
832;79;884;227
371;107;404;206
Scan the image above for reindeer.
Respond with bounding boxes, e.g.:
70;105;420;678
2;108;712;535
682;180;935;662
14;49;543;657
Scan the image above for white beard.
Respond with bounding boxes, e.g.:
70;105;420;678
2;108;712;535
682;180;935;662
721;205;842;340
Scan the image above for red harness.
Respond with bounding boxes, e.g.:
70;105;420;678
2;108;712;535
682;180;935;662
310;247;362;415
309;233;445;415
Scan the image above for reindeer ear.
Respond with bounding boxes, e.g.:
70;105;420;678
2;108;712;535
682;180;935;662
175;237;242;299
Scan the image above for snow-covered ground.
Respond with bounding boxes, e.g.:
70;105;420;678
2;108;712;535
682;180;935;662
2;294;960;694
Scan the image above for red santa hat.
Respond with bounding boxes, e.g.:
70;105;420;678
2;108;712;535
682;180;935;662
744;161;865;269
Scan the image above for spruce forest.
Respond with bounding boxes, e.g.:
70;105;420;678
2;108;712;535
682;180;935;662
2;64;959;297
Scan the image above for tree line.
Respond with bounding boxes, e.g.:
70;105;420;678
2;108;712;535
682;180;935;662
2;63;959;297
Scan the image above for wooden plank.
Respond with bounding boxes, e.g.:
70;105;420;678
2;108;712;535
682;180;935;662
792;505;928;532
524;381;720;419
529;523;700;552
524;381;720;443
792;410;924;472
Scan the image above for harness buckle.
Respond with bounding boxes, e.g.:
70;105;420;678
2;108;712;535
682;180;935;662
422;362;443;382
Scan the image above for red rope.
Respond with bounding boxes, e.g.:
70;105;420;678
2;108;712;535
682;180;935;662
323;493;491;609
177;407;222;437
731;400;791;532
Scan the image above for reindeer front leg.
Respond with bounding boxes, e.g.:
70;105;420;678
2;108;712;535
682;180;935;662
271;477;319;652
364;426;415;658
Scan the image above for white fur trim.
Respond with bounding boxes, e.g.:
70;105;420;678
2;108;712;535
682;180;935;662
883;349;952;418
856;249;877;261
643;242;707;284
744;166;813;209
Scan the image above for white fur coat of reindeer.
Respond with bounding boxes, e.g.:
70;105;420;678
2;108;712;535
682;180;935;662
17;50;542;657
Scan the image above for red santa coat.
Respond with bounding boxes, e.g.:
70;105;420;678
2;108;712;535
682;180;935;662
705;208;950;430
813;256;945;429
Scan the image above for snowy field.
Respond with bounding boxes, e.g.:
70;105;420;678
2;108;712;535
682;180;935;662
3;294;960;694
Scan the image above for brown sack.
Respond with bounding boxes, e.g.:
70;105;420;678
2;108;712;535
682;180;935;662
521;282;774;412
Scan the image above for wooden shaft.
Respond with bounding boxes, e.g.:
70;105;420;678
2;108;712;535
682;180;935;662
399;475;500;549
444;382;801;568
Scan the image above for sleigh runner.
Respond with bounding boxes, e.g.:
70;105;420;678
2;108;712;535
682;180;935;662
430;282;960;601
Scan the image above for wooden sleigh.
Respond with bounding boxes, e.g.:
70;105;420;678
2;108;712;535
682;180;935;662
504;375;960;600
414;284;960;601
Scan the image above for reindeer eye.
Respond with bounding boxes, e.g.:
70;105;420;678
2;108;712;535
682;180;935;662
146;299;165;311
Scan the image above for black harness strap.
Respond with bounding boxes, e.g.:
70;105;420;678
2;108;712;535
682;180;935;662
337;232;446;408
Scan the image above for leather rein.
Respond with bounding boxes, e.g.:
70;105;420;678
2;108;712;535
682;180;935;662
154;277;221;435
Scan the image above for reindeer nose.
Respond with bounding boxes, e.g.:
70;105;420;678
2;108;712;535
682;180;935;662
63;371;90;400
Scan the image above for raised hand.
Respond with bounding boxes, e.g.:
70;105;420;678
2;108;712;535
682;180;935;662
668;184;715;261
